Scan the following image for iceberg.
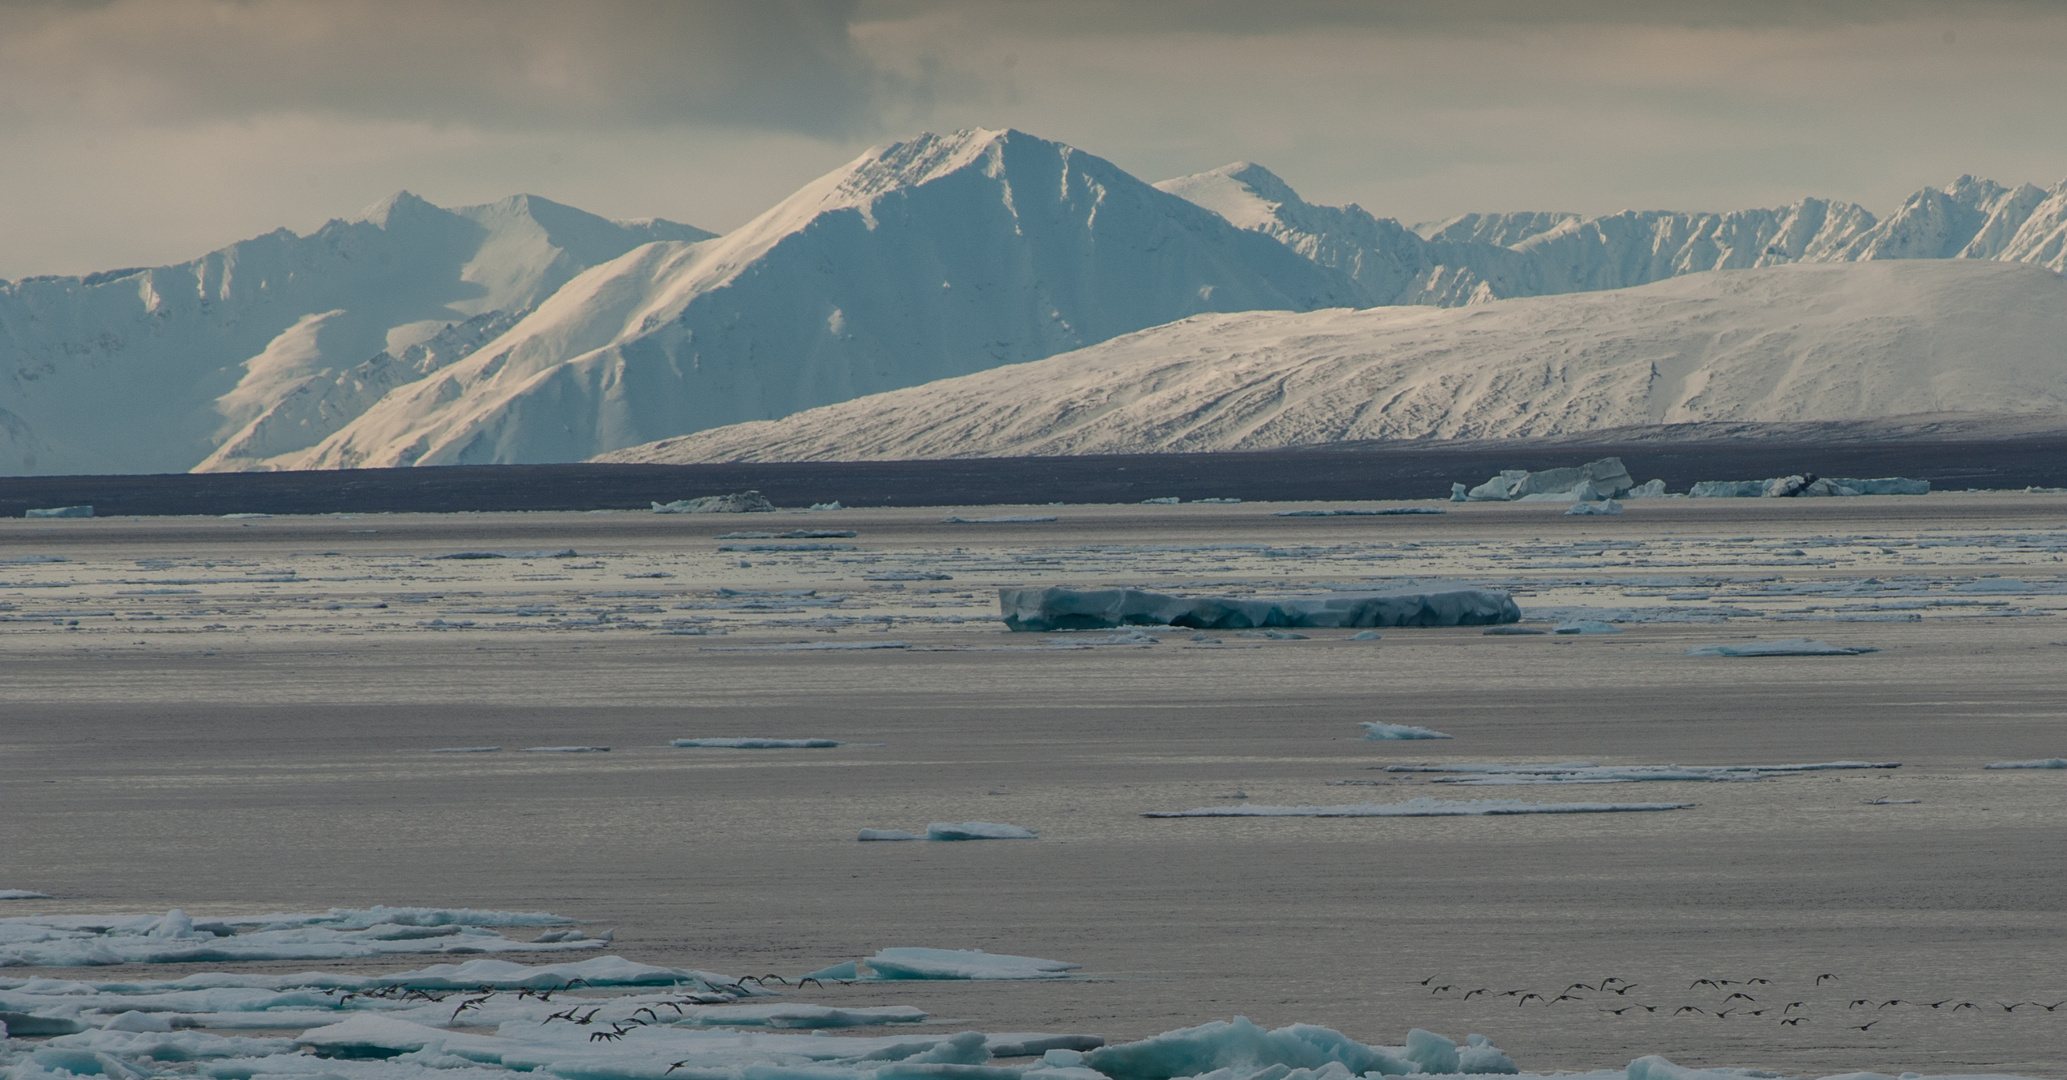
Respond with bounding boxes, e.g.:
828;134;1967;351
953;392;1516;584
1360;723;1453;741
1685;638;1878;656
1983;758;2067;769
1462;459;1636;503
999;585;1519;632
653;491;777;513
673;738;845;749
1564;500;1623;516
25;506;93;518
925;822;1038;841
1142;797;1693;818
864;948;1078;980
1689;475;1929;497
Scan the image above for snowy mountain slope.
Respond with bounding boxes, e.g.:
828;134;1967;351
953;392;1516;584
0;194;709;475
594;260;2067;463
276;128;1358;469
1158;164;1878;305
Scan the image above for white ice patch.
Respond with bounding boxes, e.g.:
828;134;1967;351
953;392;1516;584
925;822;1038;840
1686;638;1879;656
863;947;1078;980
1142;798;1693;818
1386;761;1900;785
1360;723;1453;741
1983;758;2067;769
0;908;597;968
672;738;845;749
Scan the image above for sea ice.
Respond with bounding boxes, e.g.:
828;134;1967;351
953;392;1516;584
0;909;603;968
1983;758;2067;769
431;549;577;560
941;515;1060;523
672;1004;929;1028
24;506;93;518
1685;638;1878;656
518;746;610;753
652;491;776;513
863;948;1078;980
0;891;52;900
925;822;1038;840
1564;501;1623;516
999;585;1519;632
1386;761;1900;785
1689;476;1929;498
1463;459;1634;503
1347;631;1381;641
858;829;922;841
1142;798;1693;818
673;738;845;749
1272;508;1444;517
1081;1017;1513;1080
1360;723;1452;741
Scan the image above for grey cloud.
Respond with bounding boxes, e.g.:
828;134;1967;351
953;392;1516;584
0;0;913;136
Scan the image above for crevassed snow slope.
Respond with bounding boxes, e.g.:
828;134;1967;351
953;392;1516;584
595;260;2067;463
277;128;1357;470
0;193;709;475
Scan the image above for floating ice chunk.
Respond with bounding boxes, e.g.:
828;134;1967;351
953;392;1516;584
653;491;776;513
1142;798;1692;818
1553;620;1619;634
1000;585;1519;632
674;1004;929;1028
865;948;1077;980
1686;638;1877;656
0;908;601;968
1403;1029;1459;1074
1689;476;1927;498
1687;480;1765;498
1053;630;1160;645
925;822;1038;840
941;515;1059;523
1347;630;1380;640
805;961;863;980
425;747;501;754
25;505;93;518
1866;798;1923;804
993;1035;1106;1058
219;513;272;520
1084;1017;1416;1080
50;1027;293;1059
519;746;609;753
858;830;922;842
674;738;845;749
431;549;576;560
1984;758;2067;769
0;1011;89;1035
1463;458;1632;503
1;889;53;899
1624;480;1668;498
1360;722;1452;740
1564;500;1622;516
1457;1034;1517;1074
702;641;911;651
1390;761;1899;785
1141;497;1181;505
1272;507;1444;517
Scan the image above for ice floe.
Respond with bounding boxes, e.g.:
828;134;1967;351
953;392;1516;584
431;549;577;560
863;947;1077;980
1272;508;1444;517
925;822;1038;841
24;506;93;518
1685;638;1879;656
652;492;776;513
1689;476;1930;498
1460;459;1643;503
941;515;1060;524
1552;620;1619;634
1359;723;1452;741
671;738;845;749
998;586;1519;632
1564;501;1623;516
0;892;51;901
857;829;922;841
1983;758;2067;769
1142;798;1693;818
519;746;610;753
1383;761;1900;785
0;909;608;968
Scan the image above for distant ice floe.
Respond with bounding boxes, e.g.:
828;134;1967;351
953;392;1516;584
1984;758;2067;769
941;515;1060;523
670;1003;929;1028
24;506;93;518
1142;797;1693;818
431;549;576;560
1360;723;1453;741
999;585;1519;632
519;746;609;753
1384;761;1899;786
1085;1017;1512;1079
0;908;603;968
652;491;776;513
1686;638;1878;656
1689;475;1929;498
1273;507;1444;517
1457;459;1655;504
703;641;911;651
858;822;1039;841
864;947;1078;980
672;738;844;749
0;890;52;900
1565;501;1623;516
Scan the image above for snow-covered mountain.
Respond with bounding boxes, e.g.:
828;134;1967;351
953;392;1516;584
267;128;1356;470
0;194;710;474
594;260;2067;463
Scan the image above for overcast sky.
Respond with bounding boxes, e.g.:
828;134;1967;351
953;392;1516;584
4;0;2066;278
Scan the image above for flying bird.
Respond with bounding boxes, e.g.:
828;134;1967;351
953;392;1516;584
1853;1020;1879;1031
1518;994;1545;1005
1463;989;1489;999
1785;1002;1807;1013
1674;1006;1706;1016
1780;1018;1805;1027
1818;974;1840;984
1725;993;1757;1002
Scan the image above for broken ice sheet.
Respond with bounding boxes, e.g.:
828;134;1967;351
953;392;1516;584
1142;797;1693;818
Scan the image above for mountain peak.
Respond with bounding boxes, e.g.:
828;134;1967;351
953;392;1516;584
355;190;442;228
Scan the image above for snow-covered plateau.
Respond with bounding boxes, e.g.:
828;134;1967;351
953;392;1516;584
597;260;2067;463
8;125;2067;474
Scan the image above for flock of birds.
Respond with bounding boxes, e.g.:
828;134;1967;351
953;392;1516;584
1415;975;2067;1031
